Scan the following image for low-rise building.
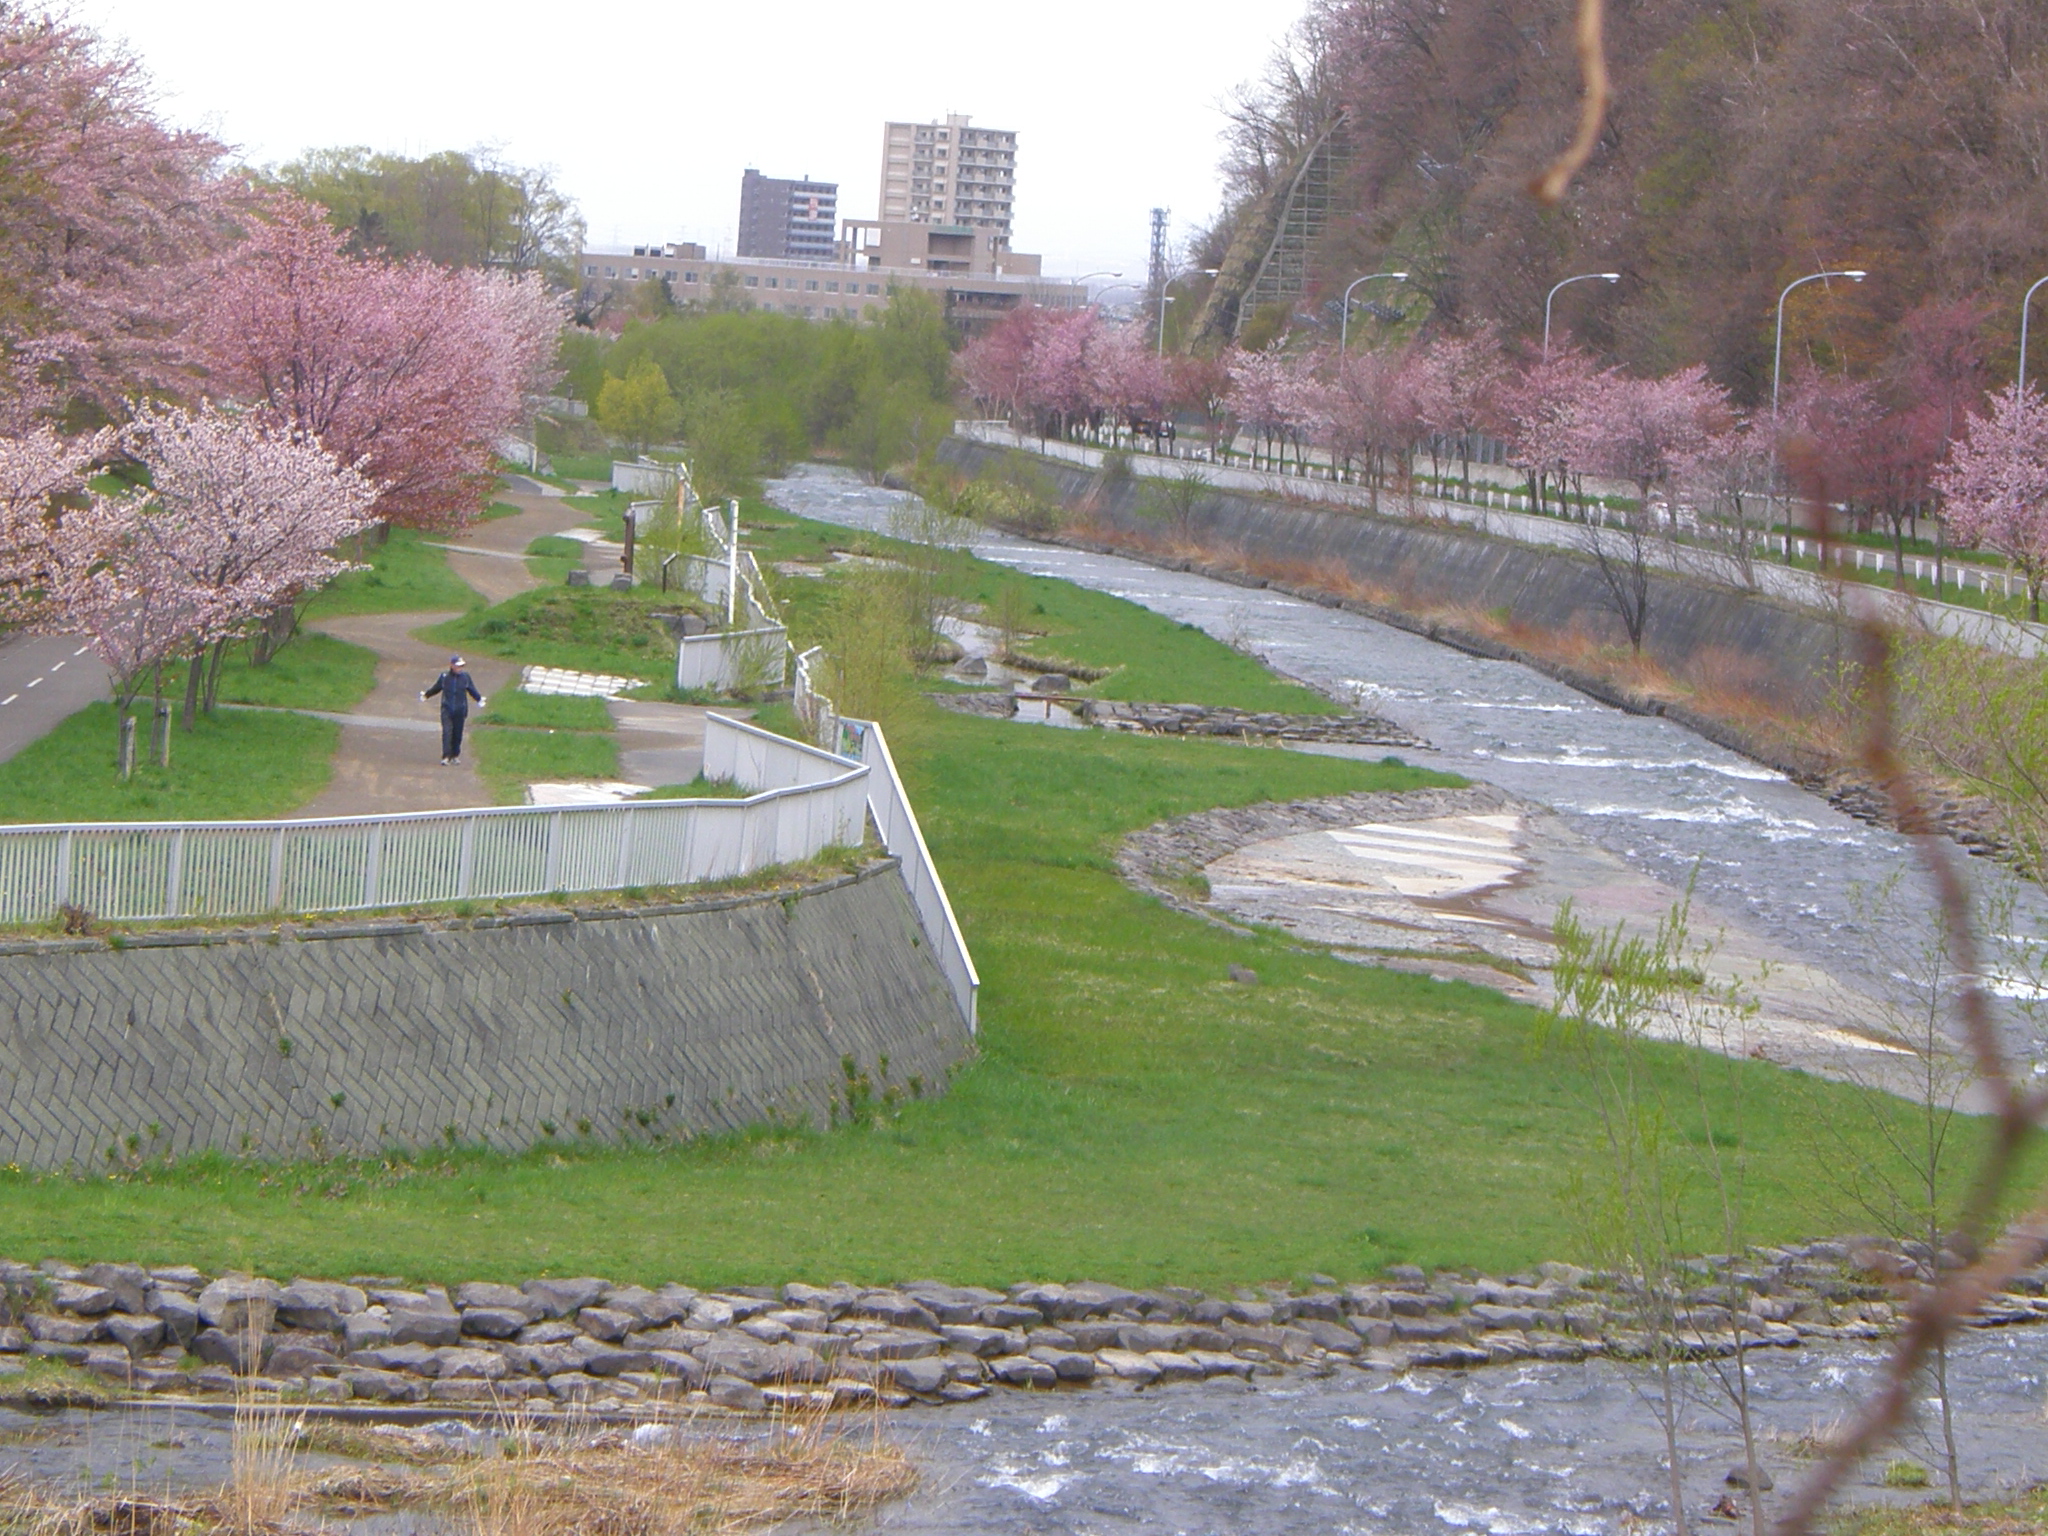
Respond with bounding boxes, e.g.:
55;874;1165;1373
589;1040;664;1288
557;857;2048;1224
578;242;1080;331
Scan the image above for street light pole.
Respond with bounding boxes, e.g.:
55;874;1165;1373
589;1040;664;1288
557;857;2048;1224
2021;274;2048;398
1339;272;1410;352
1542;272;1621;361
1156;267;1219;357
1773;268;1868;415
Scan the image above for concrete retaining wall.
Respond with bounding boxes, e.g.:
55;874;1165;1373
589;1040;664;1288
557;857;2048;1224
0;861;970;1169
942;439;1857;709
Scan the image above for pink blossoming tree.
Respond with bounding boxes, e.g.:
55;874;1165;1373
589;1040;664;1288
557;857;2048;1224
1934;384;2048;619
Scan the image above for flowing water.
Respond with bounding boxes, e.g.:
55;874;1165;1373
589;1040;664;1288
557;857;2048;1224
766;463;2048;1065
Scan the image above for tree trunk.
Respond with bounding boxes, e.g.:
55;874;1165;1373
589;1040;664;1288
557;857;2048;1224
181;643;204;731
202;637;229;713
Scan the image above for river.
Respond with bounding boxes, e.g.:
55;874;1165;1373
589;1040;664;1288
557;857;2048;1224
765;463;2048;1072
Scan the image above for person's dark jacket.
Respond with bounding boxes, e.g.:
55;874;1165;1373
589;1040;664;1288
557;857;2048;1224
424;669;482;715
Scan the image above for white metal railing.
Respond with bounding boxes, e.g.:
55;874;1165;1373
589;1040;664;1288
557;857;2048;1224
0;717;865;926
677;625;790;691
793;646;839;750
842;716;978;1030
612;458;679;497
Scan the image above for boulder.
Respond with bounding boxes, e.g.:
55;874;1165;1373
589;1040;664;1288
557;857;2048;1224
646;1350;706;1388
521;1277;609;1319
516;1320;582;1346
350;1342;442;1374
1146;1351;1206;1383
436;1348;509;1381
581;1348;657;1378
988;1354;1058;1388
268;1343;342;1378
939;1324;1016;1358
1116;1323;1186;1354
698;1338;828;1384
545;1371;602;1402
342;1313;392;1353
1187;1350;1255;1380
82;1264;151;1314
976;1302;1042;1329
51;1282;119;1317
26;1314;101;1346
197;1277;281;1335
883;1356;950;1395
576;1307;637;1343
386;1309;462;1348
848;1291;941;1332
459;1307;532;1340
101;1313;166;1356
848;1329;942;1362
738;1316;792;1344
276;1281;367;1333
191;1327;267;1375
1027;1346;1097;1382
1301;1319;1362;1355
685;1298;734;1330
454;1282;535;1316
0;1327;26;1353
707;1374;765;1412
1094;1348;1161;1383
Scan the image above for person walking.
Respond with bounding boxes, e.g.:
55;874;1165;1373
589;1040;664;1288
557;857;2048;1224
422;655;484;765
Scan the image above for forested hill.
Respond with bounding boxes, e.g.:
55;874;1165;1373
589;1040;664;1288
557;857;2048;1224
1210;0;2048;400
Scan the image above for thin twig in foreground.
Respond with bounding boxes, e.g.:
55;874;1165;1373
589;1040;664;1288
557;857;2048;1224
1530;0;1612;204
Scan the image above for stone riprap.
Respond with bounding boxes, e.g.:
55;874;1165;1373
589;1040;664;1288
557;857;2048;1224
3;1240;2044;1413
0;861;969;1169
929;692;1424;747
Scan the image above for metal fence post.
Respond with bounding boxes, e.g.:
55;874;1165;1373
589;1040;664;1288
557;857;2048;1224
165;828;185;917
457;814;477;897
267;827;286;910
363;821;384;908
543;810;562;891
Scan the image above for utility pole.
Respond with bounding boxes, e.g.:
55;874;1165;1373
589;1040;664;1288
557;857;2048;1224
1146;208;1169;347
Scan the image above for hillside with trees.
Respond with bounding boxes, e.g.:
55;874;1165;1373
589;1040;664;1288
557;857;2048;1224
1197;0;2048;399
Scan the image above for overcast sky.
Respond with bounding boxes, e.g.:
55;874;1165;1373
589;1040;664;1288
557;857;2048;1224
74;0;1302;285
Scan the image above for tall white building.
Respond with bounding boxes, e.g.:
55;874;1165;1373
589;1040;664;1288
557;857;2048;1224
879;115;1016;243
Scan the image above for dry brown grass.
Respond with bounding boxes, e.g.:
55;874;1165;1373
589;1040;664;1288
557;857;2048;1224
0;1401;916;1536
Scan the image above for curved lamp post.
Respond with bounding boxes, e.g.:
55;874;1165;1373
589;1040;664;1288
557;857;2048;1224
1156;267;1220;357
1542;272;1621;361
2020;275;2048;398
1773;269;1867;415
1339;272;1409;352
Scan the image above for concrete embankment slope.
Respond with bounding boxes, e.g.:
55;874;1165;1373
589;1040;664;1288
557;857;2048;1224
940;439;1856;713
0;860;969;1169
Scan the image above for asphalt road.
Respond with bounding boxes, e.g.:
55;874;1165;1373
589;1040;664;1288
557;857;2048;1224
0;633;107;765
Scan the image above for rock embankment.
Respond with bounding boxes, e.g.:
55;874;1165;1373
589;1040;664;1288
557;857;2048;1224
3;1239;2046;1414
930;691;1424;747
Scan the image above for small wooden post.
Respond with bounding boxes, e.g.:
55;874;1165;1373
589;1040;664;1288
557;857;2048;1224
118;714;136;780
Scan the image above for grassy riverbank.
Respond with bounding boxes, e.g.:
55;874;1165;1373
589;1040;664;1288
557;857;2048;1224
0;514;2005;1289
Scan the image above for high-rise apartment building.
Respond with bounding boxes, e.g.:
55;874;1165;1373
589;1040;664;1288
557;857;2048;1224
736;170;838;261
878;115;1015;243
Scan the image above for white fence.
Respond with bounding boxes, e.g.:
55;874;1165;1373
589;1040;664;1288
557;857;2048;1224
844;716;978;1030
793;646;839;749
677;624;790;692
612;459;679;497
495;436;538;471
0;717;864;927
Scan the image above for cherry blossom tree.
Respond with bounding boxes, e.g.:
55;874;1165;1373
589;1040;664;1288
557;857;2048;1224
1504;348;1601;516
38;404;376;734
957;306;1043;422
1167;353;1232;460
1411;327;1508;482
1017;307;1098;440
1089;327;1168;447
0;426;115;620
196;198;561;529
1934;384;2048;619
1574;365;1732;514
1323;347;1422;512
0;7;246;426
1227;349;1296;470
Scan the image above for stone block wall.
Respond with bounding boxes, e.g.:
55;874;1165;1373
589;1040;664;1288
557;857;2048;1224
941;439;1854;711
0;861;970;1169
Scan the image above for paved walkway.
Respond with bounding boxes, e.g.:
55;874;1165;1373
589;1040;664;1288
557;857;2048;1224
296;488;717;816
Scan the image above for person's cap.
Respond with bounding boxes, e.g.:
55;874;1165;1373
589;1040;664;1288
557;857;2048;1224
450;655;464;665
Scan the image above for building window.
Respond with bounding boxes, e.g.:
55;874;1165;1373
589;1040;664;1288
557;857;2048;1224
744;276;758;287
604;266;617;278
684;271;698;283
766;277;778;288
866;283;880;294
825;280;839;292
583;264;597;276
805;279;818;291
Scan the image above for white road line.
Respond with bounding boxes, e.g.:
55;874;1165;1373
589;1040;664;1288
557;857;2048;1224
72;645;88;656
49;660;63;671
23;678;39;688
0;695;14;706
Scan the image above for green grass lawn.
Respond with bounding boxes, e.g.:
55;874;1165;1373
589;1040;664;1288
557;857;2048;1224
480;689;613;732
0;529;2009;1290
524;535;586;585
423;588;678;683
549;453;614;483
469;724;621;804
306;527;482;618
0;704;338;824
177;632;378;715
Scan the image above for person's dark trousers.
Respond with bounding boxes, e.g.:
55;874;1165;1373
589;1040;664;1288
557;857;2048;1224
442;709;467;761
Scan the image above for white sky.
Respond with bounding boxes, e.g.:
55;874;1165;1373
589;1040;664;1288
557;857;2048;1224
74;0;1302;286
